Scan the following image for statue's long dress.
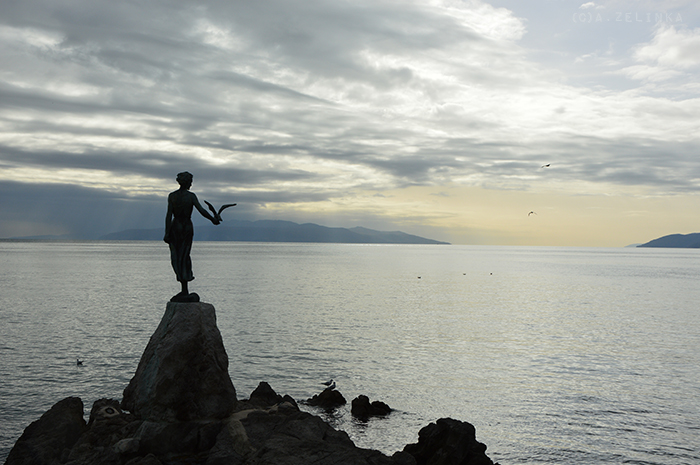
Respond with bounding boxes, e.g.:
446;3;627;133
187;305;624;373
168;208;195;283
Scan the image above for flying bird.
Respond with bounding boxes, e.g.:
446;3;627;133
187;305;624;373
528;211;537;216
204;200;236;222
540;164;550;168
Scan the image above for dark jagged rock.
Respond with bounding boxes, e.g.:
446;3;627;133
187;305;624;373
5;396;87;465
248;382;284;408
244;382;300;412
403;418;497;465
351;395;392;420
306;387;347;409
121;302;236;422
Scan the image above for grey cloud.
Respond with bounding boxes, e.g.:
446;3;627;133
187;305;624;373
534;135;700;191
206;71;332;104
202;0;483;82
0;145;319;187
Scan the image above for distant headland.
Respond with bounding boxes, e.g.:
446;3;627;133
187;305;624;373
99;220;450;245
637;232;700;248
2;220;449;245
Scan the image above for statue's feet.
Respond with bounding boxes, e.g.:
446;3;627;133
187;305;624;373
170;292;200;303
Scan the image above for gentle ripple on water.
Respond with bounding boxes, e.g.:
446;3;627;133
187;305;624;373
0;242;699;465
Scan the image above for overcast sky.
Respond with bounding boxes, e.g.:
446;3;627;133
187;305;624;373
1;0;699;245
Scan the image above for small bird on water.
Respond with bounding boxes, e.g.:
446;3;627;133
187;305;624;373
76;358;84;366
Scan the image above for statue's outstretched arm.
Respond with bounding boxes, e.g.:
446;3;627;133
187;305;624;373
193;193;220;225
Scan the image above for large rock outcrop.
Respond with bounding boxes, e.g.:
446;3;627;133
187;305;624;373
121;302;237;422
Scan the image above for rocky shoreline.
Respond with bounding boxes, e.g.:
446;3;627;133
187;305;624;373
5;302;498;465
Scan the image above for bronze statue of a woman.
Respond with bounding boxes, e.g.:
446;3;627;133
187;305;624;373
164;172;220;302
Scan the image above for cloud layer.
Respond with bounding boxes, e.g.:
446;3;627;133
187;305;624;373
0;0;699;241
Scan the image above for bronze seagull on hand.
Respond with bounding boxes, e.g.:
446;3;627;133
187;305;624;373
204;200;237;222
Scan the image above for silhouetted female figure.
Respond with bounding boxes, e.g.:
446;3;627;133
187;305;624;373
164;172;219;301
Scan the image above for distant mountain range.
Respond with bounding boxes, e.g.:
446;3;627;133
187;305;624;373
637;232;700;248
98;219;450;244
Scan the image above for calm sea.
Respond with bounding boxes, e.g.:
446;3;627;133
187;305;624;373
0;241;698;464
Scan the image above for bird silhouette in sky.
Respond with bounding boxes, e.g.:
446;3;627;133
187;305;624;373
541;163;550;168
204;201;236;222
528;211;537;216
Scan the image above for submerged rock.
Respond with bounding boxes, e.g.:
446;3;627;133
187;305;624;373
121;302;237;422
403;418;497;465
351;395;392;420
306;387;347;409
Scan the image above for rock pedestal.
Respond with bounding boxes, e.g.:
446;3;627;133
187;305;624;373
121;302;237;421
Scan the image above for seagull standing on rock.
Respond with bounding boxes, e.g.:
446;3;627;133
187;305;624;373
322;379;336;390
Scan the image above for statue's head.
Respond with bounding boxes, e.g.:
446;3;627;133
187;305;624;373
176;171;193;188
